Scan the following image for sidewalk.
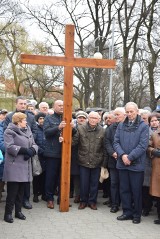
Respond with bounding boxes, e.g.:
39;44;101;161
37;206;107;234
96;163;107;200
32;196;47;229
0;191;160;239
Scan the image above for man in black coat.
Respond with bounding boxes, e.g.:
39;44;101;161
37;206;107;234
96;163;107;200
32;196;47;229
4;96;37;209
43;100;66;209
105;107;126;213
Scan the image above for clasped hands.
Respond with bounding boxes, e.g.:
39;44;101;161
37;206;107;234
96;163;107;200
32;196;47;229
19;147;36;161
122;154;131;166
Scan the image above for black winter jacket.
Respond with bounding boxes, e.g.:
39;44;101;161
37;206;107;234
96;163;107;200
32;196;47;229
105;122;118;168
43;112;62;158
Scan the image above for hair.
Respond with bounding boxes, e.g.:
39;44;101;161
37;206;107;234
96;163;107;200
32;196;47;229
103;111;115;121
114;107;125;114
12;112;27;125
39;102;49;109
15;96;26;103
148;112;160;125
140;109;151;116
125;102;138;110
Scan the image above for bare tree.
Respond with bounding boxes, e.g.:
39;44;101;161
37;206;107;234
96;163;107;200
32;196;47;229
115;0;156;104
0;0;22;35
21;0;117;108
143;0;160;110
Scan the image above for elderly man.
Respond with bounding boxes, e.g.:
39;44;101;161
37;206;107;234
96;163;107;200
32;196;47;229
105;107;126;213
39;102;49;114
43;100;66;209
73;111;105;210
71;111;88;203
114;102;149;224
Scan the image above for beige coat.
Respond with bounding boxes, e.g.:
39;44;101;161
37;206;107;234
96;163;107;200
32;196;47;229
148;128;160;197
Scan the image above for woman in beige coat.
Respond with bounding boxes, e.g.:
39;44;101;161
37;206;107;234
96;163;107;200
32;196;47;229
148;118;160;224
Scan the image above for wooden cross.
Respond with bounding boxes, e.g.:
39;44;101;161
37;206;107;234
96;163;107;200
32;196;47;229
20;24;116;212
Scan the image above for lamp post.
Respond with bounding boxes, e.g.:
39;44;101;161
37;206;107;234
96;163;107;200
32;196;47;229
93;36;106;59
93;18;115;111
108;17;115;111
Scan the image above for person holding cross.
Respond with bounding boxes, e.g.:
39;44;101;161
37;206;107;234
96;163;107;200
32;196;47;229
43;100;66;209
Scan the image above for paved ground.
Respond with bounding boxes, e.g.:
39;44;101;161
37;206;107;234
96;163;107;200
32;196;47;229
0;190;160;239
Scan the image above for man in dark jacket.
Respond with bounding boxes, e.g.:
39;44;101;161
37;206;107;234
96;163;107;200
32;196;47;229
105;107;126;213
3;96;37;210
113;102;149;224
72;111;105;210
43;100;66;209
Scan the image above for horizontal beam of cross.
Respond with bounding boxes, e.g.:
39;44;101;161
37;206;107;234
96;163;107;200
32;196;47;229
21;54;116;69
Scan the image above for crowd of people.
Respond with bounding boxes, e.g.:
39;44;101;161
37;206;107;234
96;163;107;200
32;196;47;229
0;96;160;226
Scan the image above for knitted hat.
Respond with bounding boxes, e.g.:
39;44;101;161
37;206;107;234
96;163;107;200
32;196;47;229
0;109;8;114
35;112;46;122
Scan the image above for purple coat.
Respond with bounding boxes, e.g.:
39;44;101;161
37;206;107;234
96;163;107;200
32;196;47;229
3;123;38;182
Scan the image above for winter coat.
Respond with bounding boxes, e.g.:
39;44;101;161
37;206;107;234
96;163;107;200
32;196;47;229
72;122;105;168
43;112;62;158
0;121;5;179
4;110;37;139
3;123;38;182
113;115;149;172
143;127;153;187
71;123;79;175
0;121;5;153
148;127;160;197
35;124;46;171
105;122;118;169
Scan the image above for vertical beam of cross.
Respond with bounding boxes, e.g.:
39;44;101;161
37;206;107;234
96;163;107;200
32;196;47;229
59;25;74;212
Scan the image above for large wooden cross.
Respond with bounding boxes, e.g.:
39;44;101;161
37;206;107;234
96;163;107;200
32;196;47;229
20;24;116;212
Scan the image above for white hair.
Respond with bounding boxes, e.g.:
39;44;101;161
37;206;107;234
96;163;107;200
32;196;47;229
103;111;115;121
125;102;138;110
114;107;125;114
140;109;151;116
39;102;49;109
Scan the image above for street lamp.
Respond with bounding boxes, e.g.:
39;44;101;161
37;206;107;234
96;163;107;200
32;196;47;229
93;36;106;59
93;18;115;111
108;17;115;111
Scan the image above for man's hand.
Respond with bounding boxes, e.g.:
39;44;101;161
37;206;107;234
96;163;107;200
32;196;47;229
58;121;66;130
122;154;131;165
112;152;117;160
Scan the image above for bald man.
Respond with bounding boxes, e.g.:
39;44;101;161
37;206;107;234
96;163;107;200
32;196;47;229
72;111;105;210
43;100;66;209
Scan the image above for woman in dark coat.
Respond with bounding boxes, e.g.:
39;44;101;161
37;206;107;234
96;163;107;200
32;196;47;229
32;112;46;202
3;112;38;223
